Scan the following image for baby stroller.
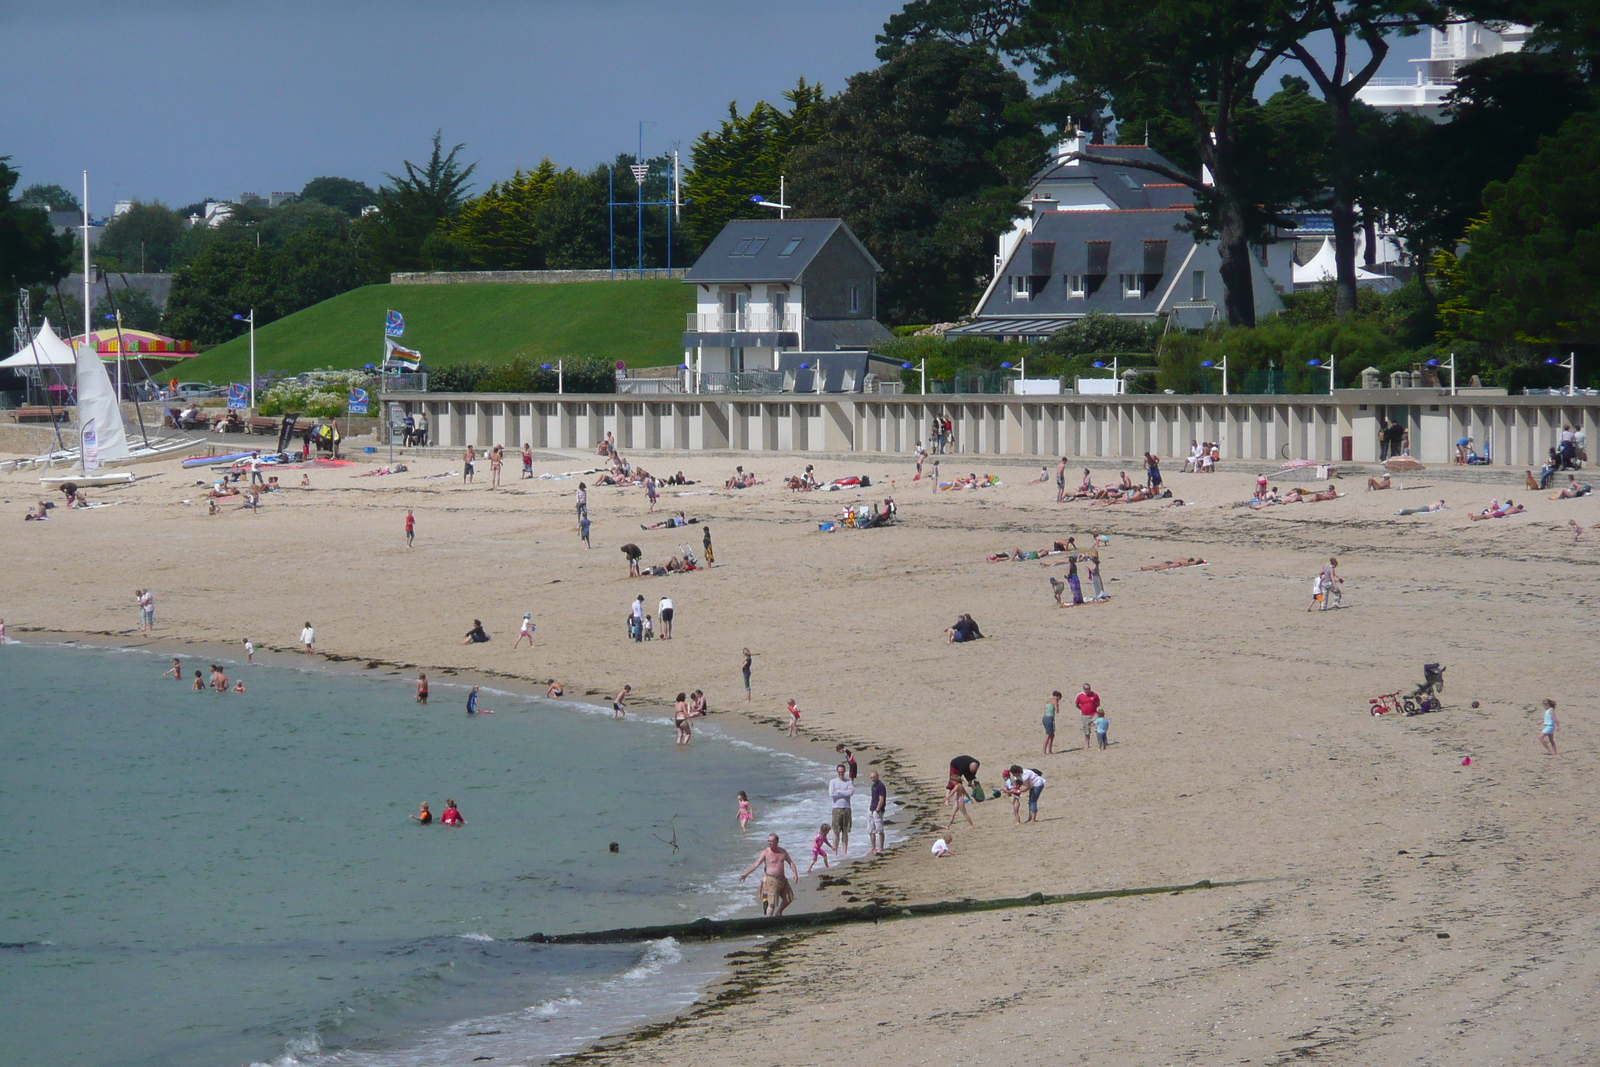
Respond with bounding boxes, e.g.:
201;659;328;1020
1404;663;1445;715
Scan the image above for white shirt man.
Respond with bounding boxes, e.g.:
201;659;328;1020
828;765;855;856
658;596;674;640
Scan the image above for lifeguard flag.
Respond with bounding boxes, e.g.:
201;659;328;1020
385;310;405;337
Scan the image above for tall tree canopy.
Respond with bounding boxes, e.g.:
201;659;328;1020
789;39;1044;324
357;132;477;273
0;159;75;338
682;80;823;252
19;183;79;212
1437;109;1600;351
1012;0;1323;327
97;201;187;273
298;176;378;218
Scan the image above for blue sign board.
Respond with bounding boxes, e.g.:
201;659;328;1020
227;384;249;410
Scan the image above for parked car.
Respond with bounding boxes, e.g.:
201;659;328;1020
168;382;222;400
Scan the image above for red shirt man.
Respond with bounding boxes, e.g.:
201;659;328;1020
1076;683;1101;749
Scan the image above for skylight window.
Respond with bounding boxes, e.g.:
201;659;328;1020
778;237;803;256
746;237;768;255
730;237;754;256
1118;173;1141;189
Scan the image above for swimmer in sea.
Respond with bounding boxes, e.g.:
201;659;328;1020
192;670;204;691
612;684;632;719
410;801;432;825
416;672;428;704
441;799;465;826
232;681;245;693
165;656;182;680
466;686;494;715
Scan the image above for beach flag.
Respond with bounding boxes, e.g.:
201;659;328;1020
227;384;249;410
348;387;370;415
385;309;405;337
384;337;421;370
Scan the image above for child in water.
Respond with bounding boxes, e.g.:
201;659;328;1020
466;686;494;715
806;823;832;873
441;799;465;827
191;670;204;691
232;681;245;694
737;791;753;832
786;698;800;737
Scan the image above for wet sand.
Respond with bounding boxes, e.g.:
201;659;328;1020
2;448;1596;1065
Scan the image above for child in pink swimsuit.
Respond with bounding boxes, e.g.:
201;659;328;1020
805;823;832;873
736;791;753;832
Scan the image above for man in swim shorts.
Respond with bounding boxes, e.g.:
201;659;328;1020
739;833;799;916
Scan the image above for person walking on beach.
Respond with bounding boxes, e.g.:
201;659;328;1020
701;524;714;565
836;743;858;779
828;764;854;855
742;648;755;701
521;443;534;479
612;684;631;719
243;638;255;665
737;791;753;832
806;823;833;873
1310;557;1343;611
405;509;415;548
580;514;591;549
1043;690;1061;754
930;458;940;493
416;672;429;704
944;756;980;831
135;589;154;633
462;444;476;484
514;613;536;649
300;622;315;654
658;596;674;640
576;483;588;520
489;445;503;487
867;769;887;854
1055;457;1068;503
646;477;659;512
786;697;800;736
1540;698;1560;755
739;834;799;917
1076;683;1100;751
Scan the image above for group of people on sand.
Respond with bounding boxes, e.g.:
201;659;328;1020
1182;441;1220;472
1040;536;1107;606
725;465;762;489
1469;498;1527;520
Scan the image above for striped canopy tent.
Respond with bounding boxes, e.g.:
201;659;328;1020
67;327;198;356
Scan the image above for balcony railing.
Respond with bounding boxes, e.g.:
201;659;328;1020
686;310;800;334
694;371;785;394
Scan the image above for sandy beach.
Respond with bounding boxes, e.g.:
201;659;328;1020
3;445;1596;1065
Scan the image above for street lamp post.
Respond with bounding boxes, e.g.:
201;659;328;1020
232;309;255;411
1545;353;1576;395
1426;354;1457;396
1307;355;1335;396
1201;356;1229;396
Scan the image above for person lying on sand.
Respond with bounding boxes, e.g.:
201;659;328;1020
988;547;1060;562
1469;499;1525;520
1139;558;1207;571
641;512;700;530
1161;498;1188;507
1367;475;1392;491
1396;500;1447;516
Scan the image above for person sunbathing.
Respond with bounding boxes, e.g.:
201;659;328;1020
642;512;699;530
1395;500;1447;516
1552;477;1592;500
1367;475;1392;491
664;471;695;486
1139;558;1207;571
988;547;1056;562
1469;499;1525;520
1161;497;1188;507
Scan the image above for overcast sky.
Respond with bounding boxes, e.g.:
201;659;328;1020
4;0;1430;213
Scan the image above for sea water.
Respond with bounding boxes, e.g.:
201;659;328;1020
0;644;843;1067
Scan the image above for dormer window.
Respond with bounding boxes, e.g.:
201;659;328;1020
1120;273;1145;298
1066;275;1086;298
1011;276;1034;300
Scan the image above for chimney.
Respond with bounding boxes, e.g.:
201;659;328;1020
1055;122;1089;165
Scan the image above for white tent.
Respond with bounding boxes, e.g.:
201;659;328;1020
1293;237;1401;293
0;318;77;368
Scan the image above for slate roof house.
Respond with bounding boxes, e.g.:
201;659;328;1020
948;134;1295;339
682;218;894;391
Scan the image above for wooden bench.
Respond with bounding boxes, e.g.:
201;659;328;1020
9;406;69;424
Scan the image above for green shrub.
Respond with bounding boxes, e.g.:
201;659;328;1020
258;368;376;417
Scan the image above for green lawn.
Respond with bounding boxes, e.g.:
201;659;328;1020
179;280;693;383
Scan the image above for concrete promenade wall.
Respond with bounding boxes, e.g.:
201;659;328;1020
380;391;1600;468
389;269;689;285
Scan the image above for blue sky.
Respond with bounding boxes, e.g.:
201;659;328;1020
4;0;1430;212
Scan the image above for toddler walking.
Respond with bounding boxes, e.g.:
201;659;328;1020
806;823;832;873
1094;709;1109;750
